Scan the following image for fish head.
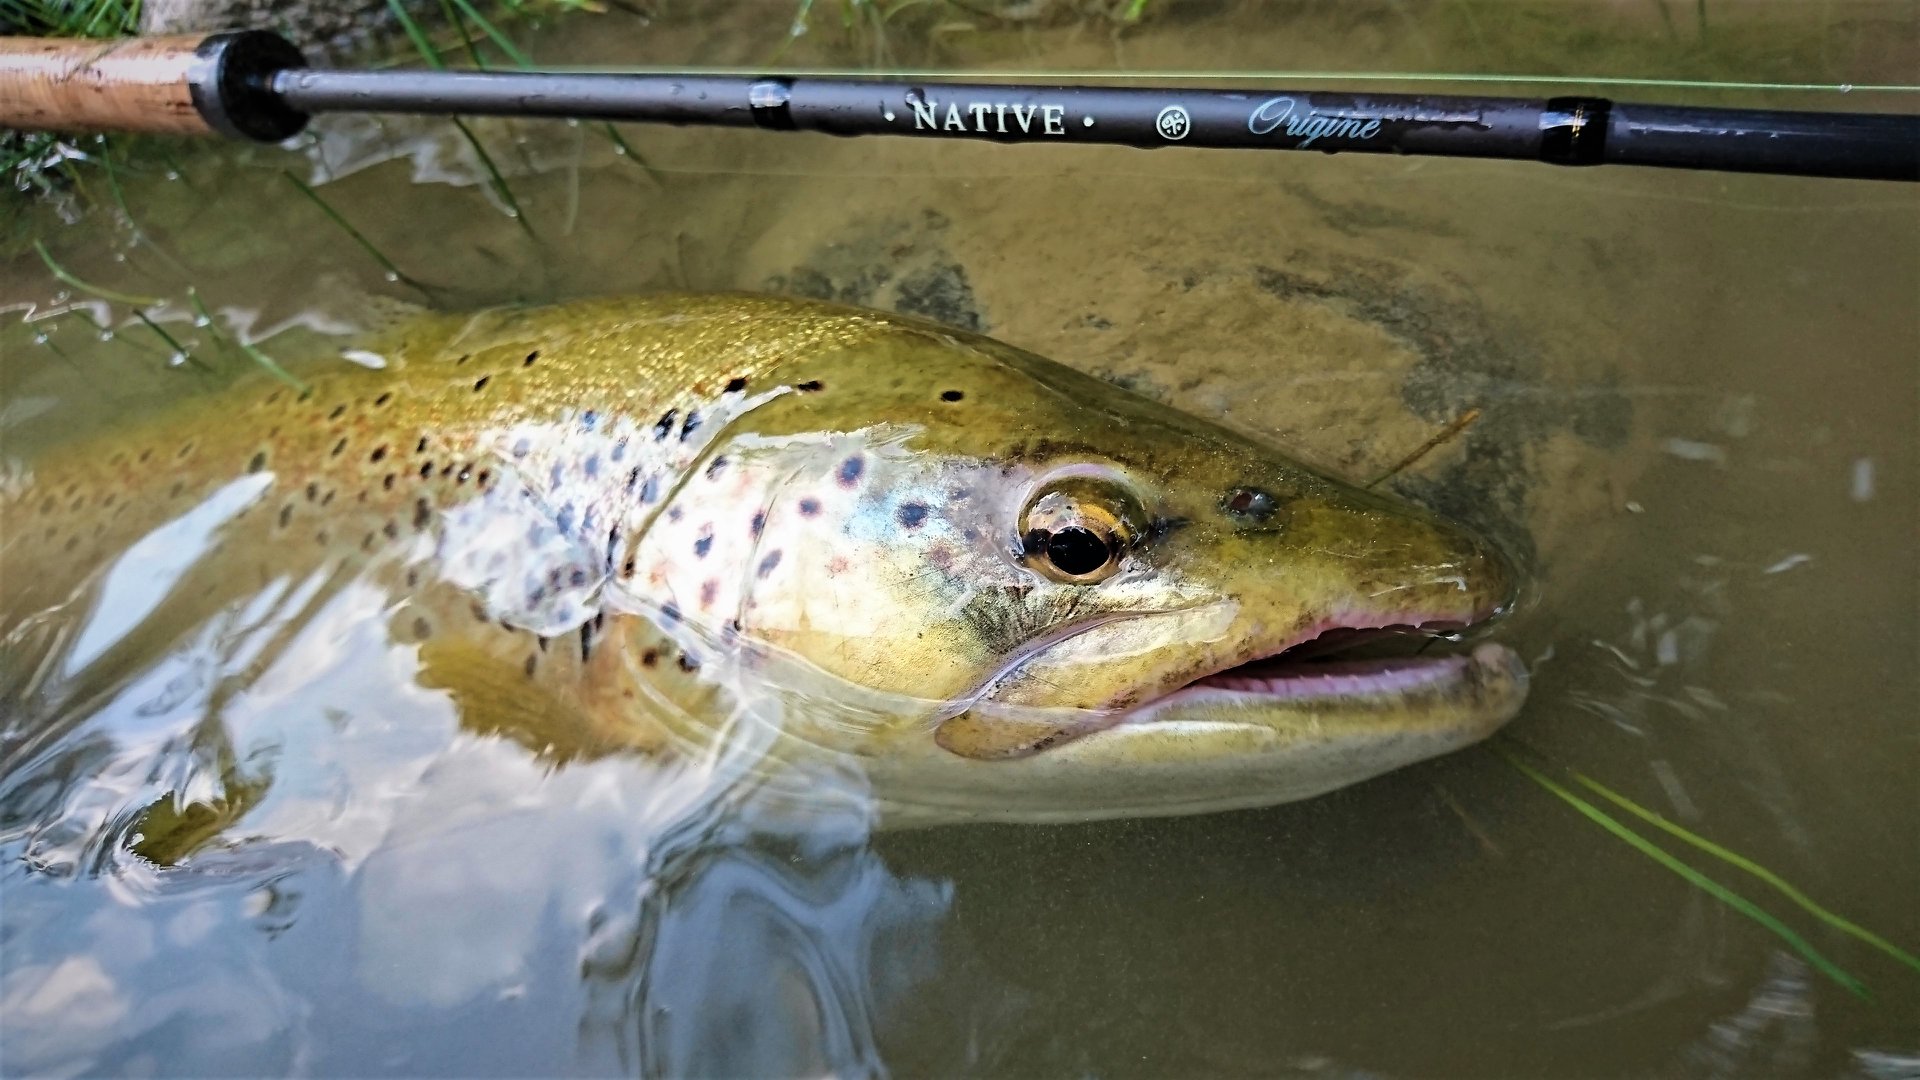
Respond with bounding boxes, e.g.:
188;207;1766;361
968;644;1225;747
637;315;1526;823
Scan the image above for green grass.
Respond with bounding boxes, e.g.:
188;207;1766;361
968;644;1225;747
1495;740;1920;1001
0;0;140;36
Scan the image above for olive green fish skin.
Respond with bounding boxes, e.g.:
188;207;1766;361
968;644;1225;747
1;294;1524;824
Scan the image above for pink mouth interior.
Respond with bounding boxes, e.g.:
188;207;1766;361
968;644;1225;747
1195;653;1470;699
1174;618;1484;701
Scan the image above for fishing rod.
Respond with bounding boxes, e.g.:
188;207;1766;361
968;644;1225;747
1;29;1915;182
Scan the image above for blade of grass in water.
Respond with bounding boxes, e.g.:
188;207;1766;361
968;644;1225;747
186;288;308;395
131;310;214;373
1566;769;1920;977
279;170;429;293
33;240;163;308
384;0;536;238
445;0;533;68
438;0;661;183
1494;746;1870;999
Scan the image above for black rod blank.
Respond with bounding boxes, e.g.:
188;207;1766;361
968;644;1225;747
266;67;1918;182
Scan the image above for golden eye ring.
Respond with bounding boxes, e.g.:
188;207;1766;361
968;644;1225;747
1017;478;1140;584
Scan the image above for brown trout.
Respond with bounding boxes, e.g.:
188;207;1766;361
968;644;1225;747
1;294;1526;825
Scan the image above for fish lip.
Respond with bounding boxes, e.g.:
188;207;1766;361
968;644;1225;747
1123;641;1526;725
1116;604;1517;721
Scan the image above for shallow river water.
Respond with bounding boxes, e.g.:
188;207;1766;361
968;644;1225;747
1;2;1916;1076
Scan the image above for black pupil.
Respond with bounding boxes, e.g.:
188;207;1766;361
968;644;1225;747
1047;527;1111;576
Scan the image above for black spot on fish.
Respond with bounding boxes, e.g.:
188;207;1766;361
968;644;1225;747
640;476;659;504
579;623;594;662
582;410;598;431
896;502;929;528
705;456;727;480
757;550;783;577
941;389;964;402
693;530;713;558
667;507;683;522
661;602;681;625
524;350;539;366
796;380;824;392
413;617;432;639
278;505;293;528
477;469;492;488
798;498;820;517
725;376;748;393
456;467;471;484
413;498;433;530
837;456;864;487
654;410;677;440
375;392;393;407
383;520;399;539
585;455;600;479
569;568;588;588
417;437;429;455
700;579;718;607
750;511;766;539
623;556;637;577
456;354;471;365
557;505;576;536
247;451;267;473
473;375;491;392
370;446;387;463
677;653;700;672
612;437;628;463
680;411;702;441
419;462;433;479
525;653;539;677
328;404;347;420
641;649;658;667
550;464;564;488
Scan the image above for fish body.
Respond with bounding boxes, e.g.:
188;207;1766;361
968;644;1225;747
1;294;1526;826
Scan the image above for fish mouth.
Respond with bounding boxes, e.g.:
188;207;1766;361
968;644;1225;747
1118;610;1528;733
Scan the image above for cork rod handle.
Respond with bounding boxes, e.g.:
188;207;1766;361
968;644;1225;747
0;31;308;141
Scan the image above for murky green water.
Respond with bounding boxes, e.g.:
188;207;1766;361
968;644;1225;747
3;2;1917;1076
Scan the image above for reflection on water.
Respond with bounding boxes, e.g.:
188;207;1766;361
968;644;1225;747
3;2;1918;1077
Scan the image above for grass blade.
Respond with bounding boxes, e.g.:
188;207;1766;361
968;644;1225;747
33;240;163;307
279;170;428;291
445;0;533;68
1567;769;1920;977
186;288;308;395
1494;745;1870;999
132;310;214;373
385;0;447;70
383;0;536;238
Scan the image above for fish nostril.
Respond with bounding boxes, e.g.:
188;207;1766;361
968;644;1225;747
1221;486;1283;525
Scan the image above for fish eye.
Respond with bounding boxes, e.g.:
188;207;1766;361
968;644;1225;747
1018;476;1140;584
